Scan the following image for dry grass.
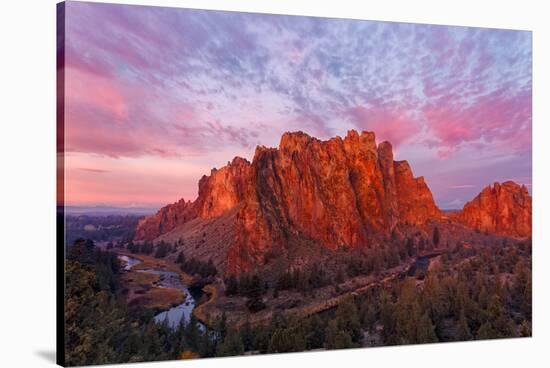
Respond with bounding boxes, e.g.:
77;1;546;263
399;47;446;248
116;250;190;311
116;249;194;283
131;286;185;311
121;271;159;287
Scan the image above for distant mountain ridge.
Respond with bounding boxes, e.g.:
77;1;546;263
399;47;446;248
65;205;160;216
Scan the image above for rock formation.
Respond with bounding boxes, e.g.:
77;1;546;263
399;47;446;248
454;181;532;238
136;130;443;273
226;131;441;272
134;198;195;241
134;157;250;241
136;131;532;273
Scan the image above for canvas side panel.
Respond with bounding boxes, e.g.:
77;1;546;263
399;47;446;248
56;2;66;367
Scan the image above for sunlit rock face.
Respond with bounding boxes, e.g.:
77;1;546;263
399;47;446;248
194;156;251;220
135;157;251;241
454;181;532;238
137;130;446;273
134;198;195;241
226;131;443;273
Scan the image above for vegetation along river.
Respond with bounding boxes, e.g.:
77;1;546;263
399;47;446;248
118;255;205;330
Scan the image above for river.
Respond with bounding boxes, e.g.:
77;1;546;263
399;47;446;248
118;252;439;330
118;255;204;330
407;253;440;277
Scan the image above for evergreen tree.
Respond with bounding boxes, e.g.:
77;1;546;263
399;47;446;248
214;312;227;341
224;275;239;296
324;320;339;349
456;308;473;341
217;330;244;357
335;297;362;343
415;313;438;344
512;260;531;318
487;294;514;338
334;330;354;349
306;314;326;349
519;320;532;337
406;237;415;257
380;291;398;345
418;238;426;253
240;318;254;351
184;315;201;352
176;251;186;264
359;299;378;332
335;267;345;284
433;226;441;247
476;322;498;340
247;274;263;299
268;329;286;353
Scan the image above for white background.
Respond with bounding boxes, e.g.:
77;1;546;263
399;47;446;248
0;0;548;367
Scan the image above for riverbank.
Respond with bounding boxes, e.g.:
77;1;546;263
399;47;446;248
117;251;189;313
116;250;213;329
117;250;194;284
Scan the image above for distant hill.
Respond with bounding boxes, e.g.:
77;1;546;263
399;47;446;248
64;205;160;216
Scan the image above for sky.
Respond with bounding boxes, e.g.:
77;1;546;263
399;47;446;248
61;1;532;210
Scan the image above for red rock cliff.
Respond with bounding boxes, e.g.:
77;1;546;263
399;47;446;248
135;130;442;273
454;181;532;238
134;198;195;241
226;130;441;273
135;157;250;241
194;157;251;219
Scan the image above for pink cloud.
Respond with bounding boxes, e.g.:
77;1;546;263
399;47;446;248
346;106;419;146
77;168;110;173
64;66;261;159
68;68;129;122
422;88;531;156
64;69;145;159
65;154;207;206
64;42;115;79
290;112;334;139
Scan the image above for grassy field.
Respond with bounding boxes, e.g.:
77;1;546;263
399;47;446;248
132;287;186;311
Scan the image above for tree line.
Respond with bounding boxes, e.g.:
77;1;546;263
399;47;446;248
126;240;175;258
175;251;218;278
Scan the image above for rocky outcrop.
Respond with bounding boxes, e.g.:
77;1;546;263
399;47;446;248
225;130;441;273
394;160;441;226
136;130;442;273
135;157;250;241
135;132;533;274
454;181;532;238
194;157;251;219
134;198;195;241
